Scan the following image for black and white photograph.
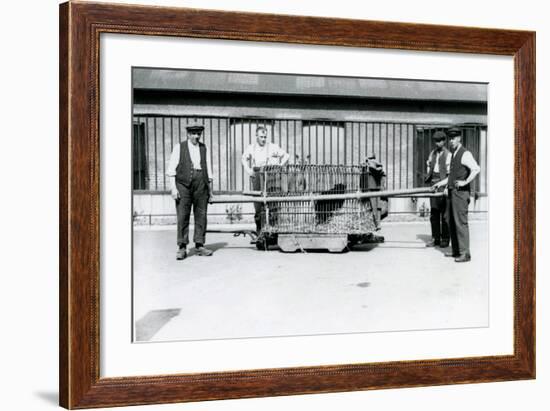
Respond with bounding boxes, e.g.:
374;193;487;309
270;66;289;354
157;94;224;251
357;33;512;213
5;0;545;410
132;67;488;343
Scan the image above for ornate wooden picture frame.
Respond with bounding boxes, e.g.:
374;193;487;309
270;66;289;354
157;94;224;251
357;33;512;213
59;1;535;408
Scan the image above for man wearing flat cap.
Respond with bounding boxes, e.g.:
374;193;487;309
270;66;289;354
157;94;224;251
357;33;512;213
167;120;214;260
433;127;480;263
424;130;451;248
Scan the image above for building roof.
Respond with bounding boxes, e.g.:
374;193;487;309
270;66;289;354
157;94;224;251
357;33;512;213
133;68;487;103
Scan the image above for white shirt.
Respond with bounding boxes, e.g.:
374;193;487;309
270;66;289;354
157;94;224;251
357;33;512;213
241;142;289;175
166;141;213;179
452;144;481;174
426;149;451;174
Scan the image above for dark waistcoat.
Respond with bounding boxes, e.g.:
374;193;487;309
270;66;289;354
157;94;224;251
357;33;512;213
176;141;208;186
448;146;470;191
427;147;449;180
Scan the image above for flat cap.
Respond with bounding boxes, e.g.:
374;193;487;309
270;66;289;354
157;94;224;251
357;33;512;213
447;127;462;137
185;119;205;131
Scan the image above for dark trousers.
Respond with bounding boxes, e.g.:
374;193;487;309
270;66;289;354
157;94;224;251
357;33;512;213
175;172;208;247
251;172;279;233
446;189;470;256
252;173;263;232
429;195;449;243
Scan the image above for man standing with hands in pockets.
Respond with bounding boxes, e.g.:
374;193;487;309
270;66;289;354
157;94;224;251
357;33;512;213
167;120;214;260
432;128;480;263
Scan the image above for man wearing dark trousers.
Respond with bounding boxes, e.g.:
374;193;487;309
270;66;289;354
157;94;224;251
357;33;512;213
241;126;289;233
433;128;480;263
424;131;451;248
167;120;214;260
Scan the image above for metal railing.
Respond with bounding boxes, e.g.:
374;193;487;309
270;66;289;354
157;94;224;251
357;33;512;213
132;115;486;195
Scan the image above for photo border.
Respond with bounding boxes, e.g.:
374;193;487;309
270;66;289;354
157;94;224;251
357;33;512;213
59;1;535;408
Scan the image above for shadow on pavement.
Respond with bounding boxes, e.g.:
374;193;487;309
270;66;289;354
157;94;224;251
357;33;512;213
348;243;379;252
187;242;228;256
416;234;432;244
135;309;181;342
416;233;450;255
285;248;350;254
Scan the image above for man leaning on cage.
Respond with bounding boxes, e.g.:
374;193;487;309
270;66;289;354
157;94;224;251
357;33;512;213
167;120;215;260
241;126;290;234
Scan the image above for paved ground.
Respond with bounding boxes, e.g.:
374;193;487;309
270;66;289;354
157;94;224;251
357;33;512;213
133;221;488;342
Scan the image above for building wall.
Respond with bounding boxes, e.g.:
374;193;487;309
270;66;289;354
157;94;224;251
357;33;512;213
133;115;421;193
132;90;487;221
133;90;487;124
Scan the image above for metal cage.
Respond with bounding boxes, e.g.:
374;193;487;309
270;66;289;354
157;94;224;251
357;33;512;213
257;164;386;235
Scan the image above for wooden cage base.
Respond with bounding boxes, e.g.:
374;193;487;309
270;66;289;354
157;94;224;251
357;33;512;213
277;234;348;253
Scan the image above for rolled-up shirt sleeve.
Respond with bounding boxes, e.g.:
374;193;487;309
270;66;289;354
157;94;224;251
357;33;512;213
445;152;452;175
242;145;252;168
241;145;254;175
166;143;180;177
276;144;290;165
461;151;480;174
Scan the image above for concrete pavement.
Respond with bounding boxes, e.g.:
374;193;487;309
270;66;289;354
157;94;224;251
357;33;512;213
133;221;488;342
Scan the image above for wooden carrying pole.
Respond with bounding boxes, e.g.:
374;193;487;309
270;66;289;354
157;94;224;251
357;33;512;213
210;187;435;204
